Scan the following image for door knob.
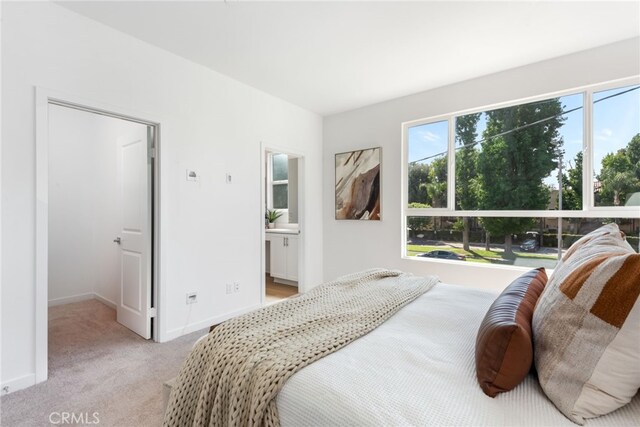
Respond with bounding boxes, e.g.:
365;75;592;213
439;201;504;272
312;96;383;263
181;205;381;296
113;237;121;244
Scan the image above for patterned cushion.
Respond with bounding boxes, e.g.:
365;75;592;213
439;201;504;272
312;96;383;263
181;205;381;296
532;223;640;424
560;223;628;264
475;268;547;397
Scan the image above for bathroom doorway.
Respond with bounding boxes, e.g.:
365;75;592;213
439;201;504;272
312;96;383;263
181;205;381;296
261;146;305;305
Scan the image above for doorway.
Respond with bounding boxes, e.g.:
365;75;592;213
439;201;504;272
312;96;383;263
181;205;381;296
261;146;305;305
35;91;161;384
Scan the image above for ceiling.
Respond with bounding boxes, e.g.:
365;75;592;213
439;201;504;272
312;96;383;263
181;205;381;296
57;1;640;116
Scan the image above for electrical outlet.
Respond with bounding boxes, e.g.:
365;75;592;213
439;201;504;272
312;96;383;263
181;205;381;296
226;284;233;294
233;282;240;293
186;292;197;304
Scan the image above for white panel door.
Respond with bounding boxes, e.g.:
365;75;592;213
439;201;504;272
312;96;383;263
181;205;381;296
116;127;152;339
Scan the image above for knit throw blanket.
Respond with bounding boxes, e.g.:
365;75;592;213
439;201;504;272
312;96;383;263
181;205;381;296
163;268;439;427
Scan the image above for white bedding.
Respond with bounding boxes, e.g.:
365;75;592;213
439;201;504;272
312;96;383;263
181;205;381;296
277;281;640;426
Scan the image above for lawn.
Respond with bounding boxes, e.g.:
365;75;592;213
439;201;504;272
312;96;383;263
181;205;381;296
406;245;558;264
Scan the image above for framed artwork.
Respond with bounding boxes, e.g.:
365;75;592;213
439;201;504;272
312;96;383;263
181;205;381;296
335;147;381;220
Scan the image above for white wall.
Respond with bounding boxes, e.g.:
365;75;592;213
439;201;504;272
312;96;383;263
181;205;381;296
48;105;143;307
0;0;4;397
1;2;323;391
323;38;640;290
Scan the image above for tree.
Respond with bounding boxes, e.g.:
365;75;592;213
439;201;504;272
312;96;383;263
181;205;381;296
455;113;481;250
407;202;433;236
562;151;583;210
598;144;640;206
408;163;429;205
607;171;635;206
562;151;584;232
425;156;447;208
626;134;640;179
477;98;565;257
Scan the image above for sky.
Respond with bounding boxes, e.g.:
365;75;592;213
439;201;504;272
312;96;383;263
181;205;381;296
408;84;640;190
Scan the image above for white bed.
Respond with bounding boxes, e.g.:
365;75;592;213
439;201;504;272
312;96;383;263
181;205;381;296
277;280;640;426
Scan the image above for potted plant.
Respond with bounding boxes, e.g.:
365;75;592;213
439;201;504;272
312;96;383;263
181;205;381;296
265;209;282;229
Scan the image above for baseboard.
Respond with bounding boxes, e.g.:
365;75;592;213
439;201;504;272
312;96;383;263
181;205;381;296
48;292;95;307
0;373;36;395
163;303;262;342
93;293;117;310
48;292;116;309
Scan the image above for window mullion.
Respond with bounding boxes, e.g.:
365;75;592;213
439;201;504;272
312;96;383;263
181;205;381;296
447;117;456;211
401;123;409;218
583;89;594;211
405;209;637;219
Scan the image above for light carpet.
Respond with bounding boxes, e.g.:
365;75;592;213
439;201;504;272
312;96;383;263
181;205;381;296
0;299;207;426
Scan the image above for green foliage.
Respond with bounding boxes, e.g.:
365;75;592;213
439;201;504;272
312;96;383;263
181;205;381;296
265;209;282;223
408;202;431;209
562;151;583;210
407;163;430;204
478;217;537;240
477;98;564;254
407;203;432;234
425;156;447;208
406;109;637;251
626;133;640;167
406;245;558;264
598;134;640;206
561;152;581;209
407;157;447;208
452;218;464;231
627;134;640;178
455;113;481;210
455;114;481;250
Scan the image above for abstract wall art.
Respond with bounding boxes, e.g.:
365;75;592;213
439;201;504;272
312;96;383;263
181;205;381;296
335;147;381;220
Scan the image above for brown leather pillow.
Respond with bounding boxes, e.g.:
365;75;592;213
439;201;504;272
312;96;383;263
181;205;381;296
475;267;547;397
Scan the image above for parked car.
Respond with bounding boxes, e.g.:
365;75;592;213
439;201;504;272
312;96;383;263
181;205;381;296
419;250;466;261
520;231;540;252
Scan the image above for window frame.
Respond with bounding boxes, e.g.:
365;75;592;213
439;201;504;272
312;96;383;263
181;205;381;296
401;76;640;262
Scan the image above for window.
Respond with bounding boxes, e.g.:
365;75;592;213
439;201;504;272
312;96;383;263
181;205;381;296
408;120;448;208
593;85;640;207
268;153;289;210
403;79;640;268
